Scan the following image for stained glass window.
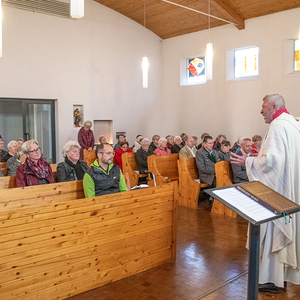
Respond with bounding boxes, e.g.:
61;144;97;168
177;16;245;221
234;47;259;78
295;40;300;72
187;56;206;84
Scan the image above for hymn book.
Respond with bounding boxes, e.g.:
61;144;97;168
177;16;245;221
236;181;299;215
210;181;300;224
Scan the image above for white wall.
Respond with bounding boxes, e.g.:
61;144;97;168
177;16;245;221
0;0;163;161
1;3;300;161
162;8;300;143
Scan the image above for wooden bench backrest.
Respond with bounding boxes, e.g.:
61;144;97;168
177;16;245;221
184;157;199;179
215;161;233;187
0;171;58;189
0;182;177;300
0;162;7;176
50;163;57;172
122;152;139;187
148;154;179;180
122;152;138;171
84;149;117;167
0;179;84;207
83;149;97;167
212;161;236;218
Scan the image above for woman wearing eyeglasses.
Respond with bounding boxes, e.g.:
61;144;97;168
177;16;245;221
16;139;54;187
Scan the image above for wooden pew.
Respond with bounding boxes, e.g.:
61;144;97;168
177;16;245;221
0;181;177;300
147;154;179;187
83;149;117;167
122;152;147;188
177;158;209;209
0;162;56;177
0;162;7;176
0;171;58;189
50;163;58;172
83;149;97;167
211;161;237;218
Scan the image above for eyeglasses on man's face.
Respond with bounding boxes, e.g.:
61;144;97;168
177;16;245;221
28;147;41;154
100;151;114;156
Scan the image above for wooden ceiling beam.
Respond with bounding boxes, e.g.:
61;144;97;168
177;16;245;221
211;0;245;30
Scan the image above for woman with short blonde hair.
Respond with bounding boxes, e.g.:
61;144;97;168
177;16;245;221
16;140;54;187
78;120;95;160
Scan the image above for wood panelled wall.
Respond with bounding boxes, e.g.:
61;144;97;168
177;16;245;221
0;181;177;299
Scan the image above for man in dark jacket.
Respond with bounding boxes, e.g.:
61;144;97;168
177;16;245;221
113;134;126;150
149;135;160;153
231;138;252;183
0;137;8;160
196;135;220;188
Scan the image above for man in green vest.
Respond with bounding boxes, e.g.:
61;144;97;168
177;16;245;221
83;144;128;197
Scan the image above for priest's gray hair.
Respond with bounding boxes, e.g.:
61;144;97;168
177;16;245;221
62;140;81;157
263;94;285;109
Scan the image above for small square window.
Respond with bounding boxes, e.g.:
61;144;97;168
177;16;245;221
294;40;300;72
234;47;259;79
187;56;206;84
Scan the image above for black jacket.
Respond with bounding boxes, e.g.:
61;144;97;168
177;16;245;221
149;142;158;153
57;160;89;182
135;148;152;173
171;144;181;154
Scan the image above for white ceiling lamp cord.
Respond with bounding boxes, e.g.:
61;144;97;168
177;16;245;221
143;0;149;88
161;0;237;25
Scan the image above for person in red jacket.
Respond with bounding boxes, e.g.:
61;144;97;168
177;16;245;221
114;141;133;172
16;140;54;187
252;135;262;155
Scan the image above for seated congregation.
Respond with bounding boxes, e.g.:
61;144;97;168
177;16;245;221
0;130;262;197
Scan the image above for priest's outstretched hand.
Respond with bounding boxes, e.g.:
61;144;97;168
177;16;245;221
230;149;247;166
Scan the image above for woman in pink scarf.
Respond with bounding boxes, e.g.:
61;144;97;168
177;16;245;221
16;140;54;187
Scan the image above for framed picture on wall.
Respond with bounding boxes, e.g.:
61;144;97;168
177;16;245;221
73;105;83;128
116;132;126;139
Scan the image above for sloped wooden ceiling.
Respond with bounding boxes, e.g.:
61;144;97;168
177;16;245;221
94;0;300;39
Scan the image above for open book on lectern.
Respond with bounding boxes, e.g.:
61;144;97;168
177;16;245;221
205;181;300;225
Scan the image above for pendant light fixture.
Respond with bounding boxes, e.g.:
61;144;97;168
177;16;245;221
142;0;148;88
0;0;2;57
206;0;213;80
70;0;84;19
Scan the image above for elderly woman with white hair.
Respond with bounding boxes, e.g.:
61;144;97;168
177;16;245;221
135;138;152;174
153;138;171;156
171;136;182;154
16;139;54;187
57;141;89;182
77;120;95;160
1;140;18;162
6;148;26;176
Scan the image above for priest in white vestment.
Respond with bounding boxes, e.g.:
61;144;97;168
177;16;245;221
231;94;300;291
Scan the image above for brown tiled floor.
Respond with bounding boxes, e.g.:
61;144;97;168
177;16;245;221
67;201;300;300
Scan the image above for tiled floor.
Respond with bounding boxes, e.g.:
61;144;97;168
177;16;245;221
67;201;300;300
